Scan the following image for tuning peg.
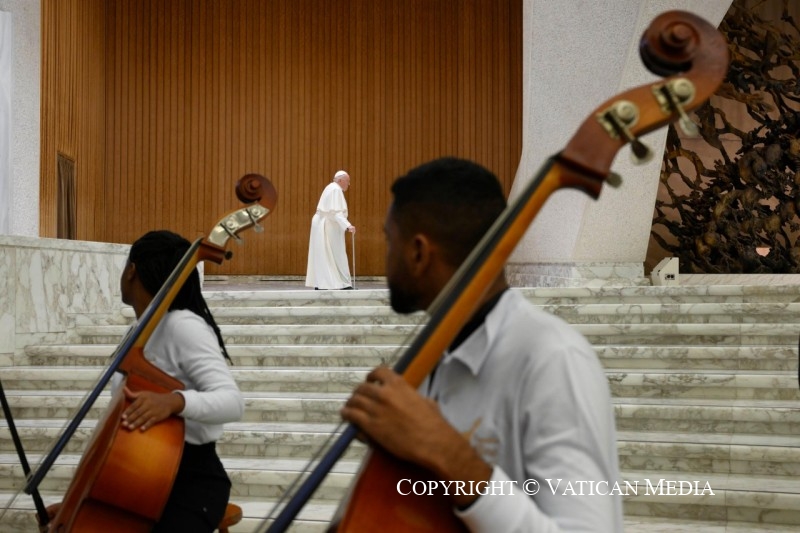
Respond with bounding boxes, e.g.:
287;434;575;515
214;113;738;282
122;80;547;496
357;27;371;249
220;219;244;244
246;207;265;233
606;172;624;188
655;78;699;137
628;138;654;164
597;100;653;164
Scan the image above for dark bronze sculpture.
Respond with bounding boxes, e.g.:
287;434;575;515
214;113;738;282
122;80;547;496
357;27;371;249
651;0;800;273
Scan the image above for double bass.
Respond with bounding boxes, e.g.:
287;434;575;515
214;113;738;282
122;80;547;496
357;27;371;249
22;174;277;532
262;10;730;532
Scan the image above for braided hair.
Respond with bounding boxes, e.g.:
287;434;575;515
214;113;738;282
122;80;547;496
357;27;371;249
128;230;231;363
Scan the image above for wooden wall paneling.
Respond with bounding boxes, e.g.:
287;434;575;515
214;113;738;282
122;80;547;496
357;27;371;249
40;0;64;238
207;0;221;242
43;0;521;275
150;0;162;235
76;3;97;241
108;0;124;244
362;0;387;271
133;0;145;239
139;0;149;241
258;0;274;275
200;0;215;242
302;0;321;277
40;0;106;241
104;0;114;243
165;0;179;236
40;0;55;237
290;0;305;276
107;0;119;244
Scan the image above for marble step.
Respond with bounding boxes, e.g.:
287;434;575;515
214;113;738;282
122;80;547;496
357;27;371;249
21;343;404;368
1;435;354;532
5;391;800;437
95;301;800;331
5;418;800;479
624;516;800;532
203;288;390;307
0;486;354;533
598;345;797;371
0;390;353;424
517;285;800;306
73;324;422;346
114;305;422;326
533;302;800;324
437;285;795;304
0;453;361;502
614;398;800;435
579;322;798;346
200;285;800;306
21;343;800;372
1;468;799;531
71;321;800;348
0;419;369;460
0;366;375;393
606;369;800;400
2;495;798;533
621;470;800;525
5;502;800;533
487;470;800;526
70;289;800;334
617;431;800;476
3;365;797;399
0;439;354;528
3;414;800;527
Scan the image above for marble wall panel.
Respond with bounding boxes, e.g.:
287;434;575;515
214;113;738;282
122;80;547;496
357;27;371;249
0;236;129;356
0;243;14;353
0;11;11;234
506;261;647;288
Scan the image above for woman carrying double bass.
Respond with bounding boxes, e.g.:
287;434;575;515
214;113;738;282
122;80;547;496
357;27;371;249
113;230;243;532
30;176;274;533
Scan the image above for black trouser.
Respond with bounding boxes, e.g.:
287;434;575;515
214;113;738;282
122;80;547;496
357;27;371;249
153;442;231;533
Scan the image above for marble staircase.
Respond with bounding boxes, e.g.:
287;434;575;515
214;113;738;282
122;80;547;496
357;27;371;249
1;283;800;532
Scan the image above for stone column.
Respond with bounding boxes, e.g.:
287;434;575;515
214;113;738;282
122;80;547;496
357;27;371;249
0;0;40;237
0;11;11;234
507;0;732;287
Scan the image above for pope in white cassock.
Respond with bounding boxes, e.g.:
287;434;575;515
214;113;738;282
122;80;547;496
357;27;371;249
305;170;356;289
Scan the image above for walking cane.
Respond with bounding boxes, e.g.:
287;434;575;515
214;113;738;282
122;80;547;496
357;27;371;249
351;230;356;290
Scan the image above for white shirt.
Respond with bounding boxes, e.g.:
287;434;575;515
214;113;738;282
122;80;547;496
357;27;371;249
114;309;244;445
424;289;623;532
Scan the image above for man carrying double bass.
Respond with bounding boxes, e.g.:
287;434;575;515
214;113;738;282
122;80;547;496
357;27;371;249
341;158;623;532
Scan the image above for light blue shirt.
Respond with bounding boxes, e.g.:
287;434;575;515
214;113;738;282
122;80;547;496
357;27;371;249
424;289;623;532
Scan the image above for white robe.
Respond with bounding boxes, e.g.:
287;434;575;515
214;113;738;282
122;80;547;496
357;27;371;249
305;181;352;289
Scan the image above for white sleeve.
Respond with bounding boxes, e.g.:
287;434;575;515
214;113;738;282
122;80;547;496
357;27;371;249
318;185;351;230
167;315;244;424
455;467;560;533
333;210;351;230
